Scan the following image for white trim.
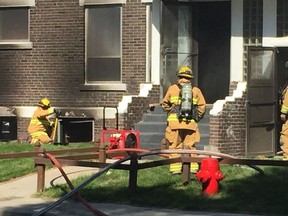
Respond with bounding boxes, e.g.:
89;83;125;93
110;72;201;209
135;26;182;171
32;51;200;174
80;0;126;6
141;0;152;3
146;5;151;82
263;37;288;47
151;0;161;85
0;0;35;7
210;82;247;116
230;0;243;82
0;42;33;50
81;83;127;91
13;106;117;119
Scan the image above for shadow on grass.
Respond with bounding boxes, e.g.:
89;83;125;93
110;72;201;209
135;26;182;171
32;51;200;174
40;165;288;216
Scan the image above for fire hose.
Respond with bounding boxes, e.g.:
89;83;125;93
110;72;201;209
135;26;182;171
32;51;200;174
32;149;263;216
45;152;108;216
33;148;149;216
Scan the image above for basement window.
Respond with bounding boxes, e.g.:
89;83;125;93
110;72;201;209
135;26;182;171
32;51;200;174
0;0;34;50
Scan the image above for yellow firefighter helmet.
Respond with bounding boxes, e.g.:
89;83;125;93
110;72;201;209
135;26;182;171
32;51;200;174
38;98;51;108
177;66;193;79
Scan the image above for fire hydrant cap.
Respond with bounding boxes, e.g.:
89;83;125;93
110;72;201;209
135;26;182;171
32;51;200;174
200;158;219;172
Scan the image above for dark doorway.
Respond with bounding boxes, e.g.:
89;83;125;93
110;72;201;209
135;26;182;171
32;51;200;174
160;1;230;103
197;2;230;104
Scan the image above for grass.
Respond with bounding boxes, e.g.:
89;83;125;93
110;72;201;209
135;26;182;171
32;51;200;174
0;142;95;182
39;162;288;215
2;142;288;215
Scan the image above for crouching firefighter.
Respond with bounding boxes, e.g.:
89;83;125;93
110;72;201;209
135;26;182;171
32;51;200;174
28;98;61;146
162;66;206;174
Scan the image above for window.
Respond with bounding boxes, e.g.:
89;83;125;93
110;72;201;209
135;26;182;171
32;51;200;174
0;0;34;49
0;8;29;42
81;0;126;91
86;6;121;82
277;0;288;37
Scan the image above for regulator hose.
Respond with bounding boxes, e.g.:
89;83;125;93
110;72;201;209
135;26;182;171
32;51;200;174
45;153;108;216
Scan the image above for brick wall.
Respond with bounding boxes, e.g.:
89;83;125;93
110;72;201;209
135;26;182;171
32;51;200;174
122;1;147;94
124;85;160;129
209;82;247;157
0;0;161;142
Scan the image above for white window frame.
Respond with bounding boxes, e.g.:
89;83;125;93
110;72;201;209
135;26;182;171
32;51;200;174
80;0;127;91
0;0;35;50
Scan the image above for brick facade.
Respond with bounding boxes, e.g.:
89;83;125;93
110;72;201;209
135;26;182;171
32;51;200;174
209;82;247;157
0;1;250;158
0;0;160;141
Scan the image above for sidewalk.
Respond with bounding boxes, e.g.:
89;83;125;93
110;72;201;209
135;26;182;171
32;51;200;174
0;166;260;216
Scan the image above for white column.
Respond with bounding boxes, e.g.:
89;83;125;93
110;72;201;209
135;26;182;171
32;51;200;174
145;4;151;82
230;0;244;82
151;0;161;85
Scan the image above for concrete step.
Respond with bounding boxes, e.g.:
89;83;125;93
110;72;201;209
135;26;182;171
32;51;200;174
150;105;166;114
135;122;166;133
143;113;167;122
135;104;211;151
140;142;162;149
198;123;210;135
199;115;210;124
139;132;165;144
196;134;210;150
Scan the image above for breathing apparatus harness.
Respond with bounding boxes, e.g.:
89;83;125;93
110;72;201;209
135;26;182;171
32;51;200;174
175;83;199;122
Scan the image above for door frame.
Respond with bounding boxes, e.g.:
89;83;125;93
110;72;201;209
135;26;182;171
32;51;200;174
246;46;278;157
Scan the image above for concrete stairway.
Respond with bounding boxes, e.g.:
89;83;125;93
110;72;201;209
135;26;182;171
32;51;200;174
135;105;212;150
135;106;166;149
195;104;212;150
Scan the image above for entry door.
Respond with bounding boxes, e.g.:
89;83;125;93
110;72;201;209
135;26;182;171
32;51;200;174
246;47;277;157
160;1;230;103
161;1;196;97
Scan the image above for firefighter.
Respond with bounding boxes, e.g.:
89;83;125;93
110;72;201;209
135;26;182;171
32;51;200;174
162;65;206;174
28;98;60;146
280;85;288;160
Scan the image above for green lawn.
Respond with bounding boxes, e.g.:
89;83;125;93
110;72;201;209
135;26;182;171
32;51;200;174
1;142;288;215
0;142;95;182
40;161;288;215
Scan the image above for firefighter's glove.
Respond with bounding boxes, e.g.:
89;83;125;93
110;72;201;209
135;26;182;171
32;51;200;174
281;113;287;122
54;109;61;117
50;121;55;128
171;105;180;114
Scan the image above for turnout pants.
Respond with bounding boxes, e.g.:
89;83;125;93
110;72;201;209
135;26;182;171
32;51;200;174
165;126;199;173
280;121;288;159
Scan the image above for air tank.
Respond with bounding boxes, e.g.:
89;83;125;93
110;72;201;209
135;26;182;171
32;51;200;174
180;83;192;118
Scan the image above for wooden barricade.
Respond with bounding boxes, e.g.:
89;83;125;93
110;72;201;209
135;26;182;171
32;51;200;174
2;146;288;193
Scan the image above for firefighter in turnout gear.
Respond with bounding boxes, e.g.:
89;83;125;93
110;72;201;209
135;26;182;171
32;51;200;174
28;98;60;145
280;85;288;160
162;66;206;174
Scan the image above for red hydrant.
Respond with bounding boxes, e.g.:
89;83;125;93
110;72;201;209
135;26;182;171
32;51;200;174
196;158;224;195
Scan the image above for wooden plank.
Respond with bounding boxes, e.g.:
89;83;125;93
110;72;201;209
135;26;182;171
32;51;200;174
129;154;138;192
36;164;46;192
